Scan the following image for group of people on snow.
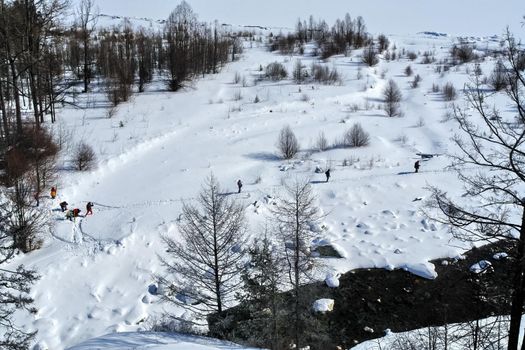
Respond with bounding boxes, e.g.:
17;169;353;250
50;187;94;221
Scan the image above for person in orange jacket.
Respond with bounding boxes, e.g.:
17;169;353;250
50;186;57;199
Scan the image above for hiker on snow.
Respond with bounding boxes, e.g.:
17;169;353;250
60;201;68;212
237;179;243;193
65;210;73;221
72;208;81;221
325;169;331;182
50;186;57;199
414;160;420;173
86;202;94;215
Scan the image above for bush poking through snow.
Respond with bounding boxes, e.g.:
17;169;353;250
442;82;457;101
316;131;329;152
277;125;300;159
311;63;340;85
343;123;370;147
74;142;97;171
404;65;413;77
411;74;422;88
265;62;288;81
489;59;508;91
362;45;379;66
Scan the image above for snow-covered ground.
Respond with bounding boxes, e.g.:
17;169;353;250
68;332;260;350
6;27;517;349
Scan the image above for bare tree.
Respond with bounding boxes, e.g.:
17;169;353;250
277;125;300;159
343;123;370;147
383;79;402;117
157;174;247;326
362;45;379;66
426;31;525;350
490;59;509;92
271;179;321;350
76;0;98;93
73;142;96;171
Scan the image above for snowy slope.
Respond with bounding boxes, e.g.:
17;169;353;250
6;29;518;349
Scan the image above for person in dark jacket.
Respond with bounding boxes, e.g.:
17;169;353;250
86;202;94;215
60;201;68;212
237;179;243;193
325;169;331;182
414;160;420;173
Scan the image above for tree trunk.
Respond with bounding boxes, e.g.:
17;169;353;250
294;202;300;350
509;205;525;350
0;80;9;143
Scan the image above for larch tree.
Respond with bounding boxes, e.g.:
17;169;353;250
158;174;247;327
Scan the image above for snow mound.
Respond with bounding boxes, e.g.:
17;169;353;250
325;273;341;288
67;332;261;350
312;299;334;313
403;262;438;279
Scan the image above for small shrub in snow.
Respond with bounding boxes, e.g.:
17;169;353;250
411;74;422;88
343;123;370;147
277;125;300;159
489;59;508;91
253;95;260;103
442;82;457;101
406;51;417;60
432;83;440;93
300;93;309;102
362;45;379;66
451;41;477;63
233;71;241;84
311;63;340;85
315;131;328;152
265;62;288;81
232;90;242;101
74;142;96;171
293;60;306;83
404;65;413;76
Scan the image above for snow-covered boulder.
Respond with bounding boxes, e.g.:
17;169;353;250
313;298;334;313
470;260;492;274
493;252;508;260
325;273;340;288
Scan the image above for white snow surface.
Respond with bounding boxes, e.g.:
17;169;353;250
6;29;519;349
67;332;260;350
313;299;335;313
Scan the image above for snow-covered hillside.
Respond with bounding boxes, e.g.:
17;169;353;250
7;27;517;349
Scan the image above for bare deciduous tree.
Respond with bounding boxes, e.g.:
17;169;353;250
343;123;370;147
158;174;247;326
426;31;525;350
74;142;96;171
383;79;402;117
277;125;300;159
362;45;379;66
76;0;98;93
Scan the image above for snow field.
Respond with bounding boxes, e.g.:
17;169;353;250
7;32;514;348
